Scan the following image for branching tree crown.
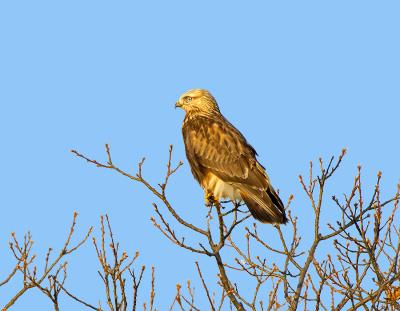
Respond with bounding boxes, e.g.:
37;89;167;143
1;145;399;310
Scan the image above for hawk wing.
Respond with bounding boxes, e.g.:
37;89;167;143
182;115;264;187
182;115;287;224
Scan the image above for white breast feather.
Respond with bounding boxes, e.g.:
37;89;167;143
206;174;242;201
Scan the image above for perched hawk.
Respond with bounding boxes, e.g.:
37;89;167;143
175;89;288;224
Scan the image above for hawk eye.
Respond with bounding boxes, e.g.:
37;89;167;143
185;96;193;103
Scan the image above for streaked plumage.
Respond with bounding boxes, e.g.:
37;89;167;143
175;89;287;224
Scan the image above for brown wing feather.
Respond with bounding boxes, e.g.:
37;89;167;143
182;115;266;189
182;114;287;224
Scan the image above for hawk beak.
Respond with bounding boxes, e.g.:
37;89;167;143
175;101;183;109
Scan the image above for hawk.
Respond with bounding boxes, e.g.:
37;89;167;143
175;89;288;224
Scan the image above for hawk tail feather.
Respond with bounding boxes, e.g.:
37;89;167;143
240;186;288;224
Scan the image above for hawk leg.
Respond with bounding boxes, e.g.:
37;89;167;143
204;190;218;207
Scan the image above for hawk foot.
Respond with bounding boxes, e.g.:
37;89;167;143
204;191;217;207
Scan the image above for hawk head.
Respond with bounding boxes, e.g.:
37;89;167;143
175;89;220;115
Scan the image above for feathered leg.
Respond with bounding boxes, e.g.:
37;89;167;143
204;189;217;206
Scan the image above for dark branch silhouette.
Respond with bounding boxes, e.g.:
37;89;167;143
1;145;399;310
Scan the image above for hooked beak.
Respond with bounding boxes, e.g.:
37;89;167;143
175;101;183;109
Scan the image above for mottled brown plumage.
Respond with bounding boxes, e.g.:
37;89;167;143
175;89;287;224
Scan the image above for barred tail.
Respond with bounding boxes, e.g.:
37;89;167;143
239;185;288;224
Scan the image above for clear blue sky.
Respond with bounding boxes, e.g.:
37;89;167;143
1;1;399;309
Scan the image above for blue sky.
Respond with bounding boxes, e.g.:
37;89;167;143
1;1;399;309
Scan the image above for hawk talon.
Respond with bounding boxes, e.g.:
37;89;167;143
205;191;216;207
